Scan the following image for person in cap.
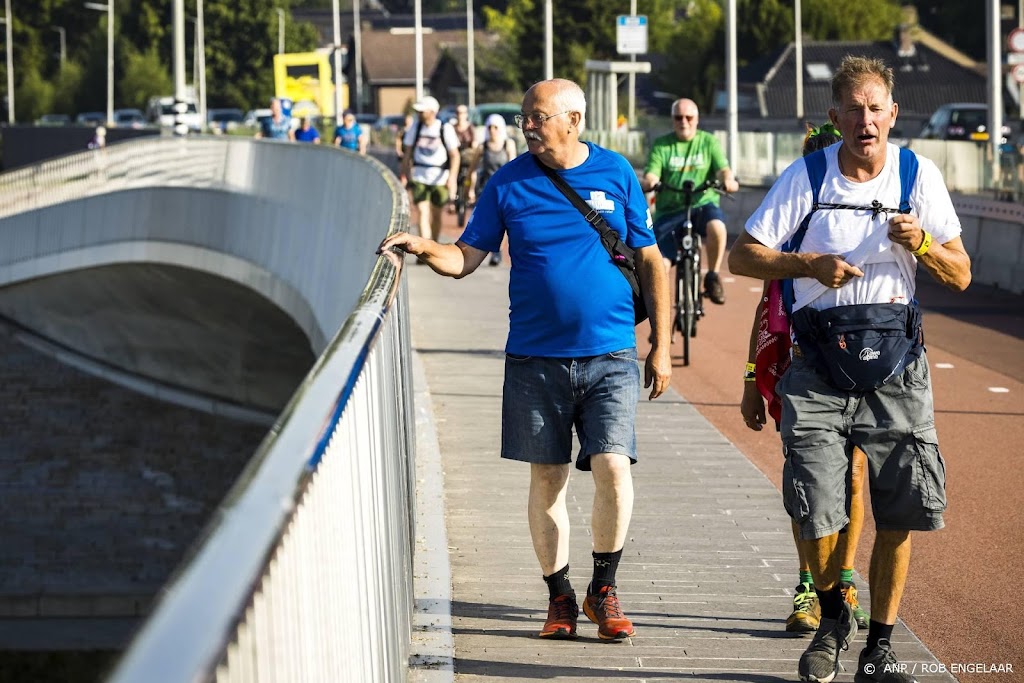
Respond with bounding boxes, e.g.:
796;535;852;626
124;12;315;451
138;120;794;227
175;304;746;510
469;113;518;265
400;95;461;242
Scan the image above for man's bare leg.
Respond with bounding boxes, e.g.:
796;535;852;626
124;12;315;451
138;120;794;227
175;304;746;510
585;452;636;640
589;453;633;553
868;530;911;625
429;202;444;241
415;199;432;240
704;219;727;274
528;463;571;575
838;447;869;627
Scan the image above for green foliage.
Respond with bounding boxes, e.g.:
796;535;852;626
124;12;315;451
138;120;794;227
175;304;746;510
16;66;56;122
119;46;173;110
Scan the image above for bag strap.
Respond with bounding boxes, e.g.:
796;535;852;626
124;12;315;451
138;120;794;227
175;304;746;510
533;155;637;269
534;156;614;239
783;147;920;314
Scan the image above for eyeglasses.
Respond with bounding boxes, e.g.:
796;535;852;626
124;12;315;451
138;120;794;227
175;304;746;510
514;110;571;128
673;114;696;122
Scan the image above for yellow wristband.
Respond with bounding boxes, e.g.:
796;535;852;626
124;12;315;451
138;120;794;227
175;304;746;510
744;362;756;382
911;231;933;257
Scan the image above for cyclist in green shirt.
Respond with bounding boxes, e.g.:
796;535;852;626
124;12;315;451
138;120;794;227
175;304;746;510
642;98;739;304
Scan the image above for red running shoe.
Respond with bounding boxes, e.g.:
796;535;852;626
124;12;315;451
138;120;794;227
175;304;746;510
539;593;579;639
583;585;636;640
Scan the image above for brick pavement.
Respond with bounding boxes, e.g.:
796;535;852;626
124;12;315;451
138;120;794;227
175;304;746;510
406;259;955;682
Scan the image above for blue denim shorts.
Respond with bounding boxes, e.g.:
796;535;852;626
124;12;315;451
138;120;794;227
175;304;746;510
500;349;640;471
653;203;726;261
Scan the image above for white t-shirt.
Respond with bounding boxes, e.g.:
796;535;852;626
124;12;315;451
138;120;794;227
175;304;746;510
403;119;460;186
745;142;961;312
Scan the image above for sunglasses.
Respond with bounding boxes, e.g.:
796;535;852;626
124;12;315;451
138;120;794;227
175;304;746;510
673;115;696;121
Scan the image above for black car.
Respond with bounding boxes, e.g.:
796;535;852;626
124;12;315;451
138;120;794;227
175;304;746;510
919;103;1009;143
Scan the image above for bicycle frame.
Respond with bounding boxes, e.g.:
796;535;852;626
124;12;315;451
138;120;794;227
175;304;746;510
656;178;721;366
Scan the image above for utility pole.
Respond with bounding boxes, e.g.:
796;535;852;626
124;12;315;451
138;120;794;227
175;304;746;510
467;0;475;110
4;0;13;123
52;26;66;72
726;0;738;168
332;0;341;123
795;0;803;122
415;0;423;99
628;0;636;128
354;0;362;113
544;0;553;80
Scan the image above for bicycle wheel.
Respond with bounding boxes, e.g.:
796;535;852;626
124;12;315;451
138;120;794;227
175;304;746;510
674;262;686;339
681;255;696;366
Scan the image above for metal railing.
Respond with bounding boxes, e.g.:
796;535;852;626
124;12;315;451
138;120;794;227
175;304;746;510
0;137;418;681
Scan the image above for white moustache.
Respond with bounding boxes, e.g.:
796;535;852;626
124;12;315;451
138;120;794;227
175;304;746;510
525;132;542;140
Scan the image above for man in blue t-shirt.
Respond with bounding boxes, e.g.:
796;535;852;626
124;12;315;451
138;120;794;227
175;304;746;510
333;109;367;154
379;78;671;644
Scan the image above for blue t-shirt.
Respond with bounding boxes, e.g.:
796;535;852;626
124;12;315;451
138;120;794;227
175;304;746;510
460;142;655;356
334;123;363;150
295;126;320;143
261;116;291;140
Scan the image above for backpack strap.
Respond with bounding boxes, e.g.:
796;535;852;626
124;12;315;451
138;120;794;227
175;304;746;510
897;146;919;214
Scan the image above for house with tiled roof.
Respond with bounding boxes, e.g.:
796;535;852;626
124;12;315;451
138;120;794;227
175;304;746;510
731;24;992;134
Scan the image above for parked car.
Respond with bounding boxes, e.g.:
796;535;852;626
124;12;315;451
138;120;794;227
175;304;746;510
373;114;406;133
113;108;147;129
146;95;203;131
36;113;71;126
207;107;244;133
919;103;1010;143
470;103;519;127
75;111;107;127
243;108;272;130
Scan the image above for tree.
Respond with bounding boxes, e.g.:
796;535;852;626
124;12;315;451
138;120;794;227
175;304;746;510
119;46;173;110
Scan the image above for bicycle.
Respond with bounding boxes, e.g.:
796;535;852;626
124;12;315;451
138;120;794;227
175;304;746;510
451;161;474;227
653;178;723;367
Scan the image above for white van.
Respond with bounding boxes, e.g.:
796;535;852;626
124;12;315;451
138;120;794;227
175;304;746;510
147;96;203;131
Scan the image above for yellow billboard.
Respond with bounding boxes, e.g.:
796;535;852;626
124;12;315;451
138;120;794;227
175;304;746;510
272;52;347;117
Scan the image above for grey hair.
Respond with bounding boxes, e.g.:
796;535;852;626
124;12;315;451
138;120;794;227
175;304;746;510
545;78;588;134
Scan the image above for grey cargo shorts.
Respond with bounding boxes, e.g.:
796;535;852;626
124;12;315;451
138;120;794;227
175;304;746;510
777;352;947;540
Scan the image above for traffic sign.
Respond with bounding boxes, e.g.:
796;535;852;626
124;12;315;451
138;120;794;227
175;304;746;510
616;15;648;55
1013;64;1024;85
1009;27;1024;53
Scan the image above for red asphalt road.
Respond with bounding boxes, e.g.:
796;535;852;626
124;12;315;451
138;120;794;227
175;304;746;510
433;206;1024;681
634;266;1024;682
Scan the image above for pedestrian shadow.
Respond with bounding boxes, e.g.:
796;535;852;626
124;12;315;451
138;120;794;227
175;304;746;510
454;658;792;681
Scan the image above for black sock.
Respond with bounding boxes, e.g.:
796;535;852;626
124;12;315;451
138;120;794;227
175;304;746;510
543;564;573;600
816;585;844;620
865;620;894;653
591;549;623;592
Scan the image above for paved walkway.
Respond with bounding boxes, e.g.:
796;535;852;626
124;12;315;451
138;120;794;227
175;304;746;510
406;260;955;683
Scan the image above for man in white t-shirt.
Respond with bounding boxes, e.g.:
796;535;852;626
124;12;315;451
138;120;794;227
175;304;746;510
400;96;461;242
730;56;971;683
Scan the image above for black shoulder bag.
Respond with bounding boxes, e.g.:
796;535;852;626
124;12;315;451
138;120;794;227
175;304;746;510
534;158;648;325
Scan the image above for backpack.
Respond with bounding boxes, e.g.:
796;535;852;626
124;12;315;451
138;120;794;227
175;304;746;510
411;119;456;171
785;146;925;393
780;146;919;315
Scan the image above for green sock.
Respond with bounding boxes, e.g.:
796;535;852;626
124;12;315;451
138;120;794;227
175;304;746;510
799;570;813;586
840;568;854;584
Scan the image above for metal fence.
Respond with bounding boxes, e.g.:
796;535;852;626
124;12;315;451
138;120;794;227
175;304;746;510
0;136;418;682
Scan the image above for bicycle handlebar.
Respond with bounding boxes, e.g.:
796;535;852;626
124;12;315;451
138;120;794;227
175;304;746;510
654;178;723;196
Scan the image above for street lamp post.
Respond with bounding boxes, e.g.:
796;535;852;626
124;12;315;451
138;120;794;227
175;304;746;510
466;0;475;109
52;26;66;72
276;8;284;55
84;1;114;126
4;0;13;123
353;0;362;113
